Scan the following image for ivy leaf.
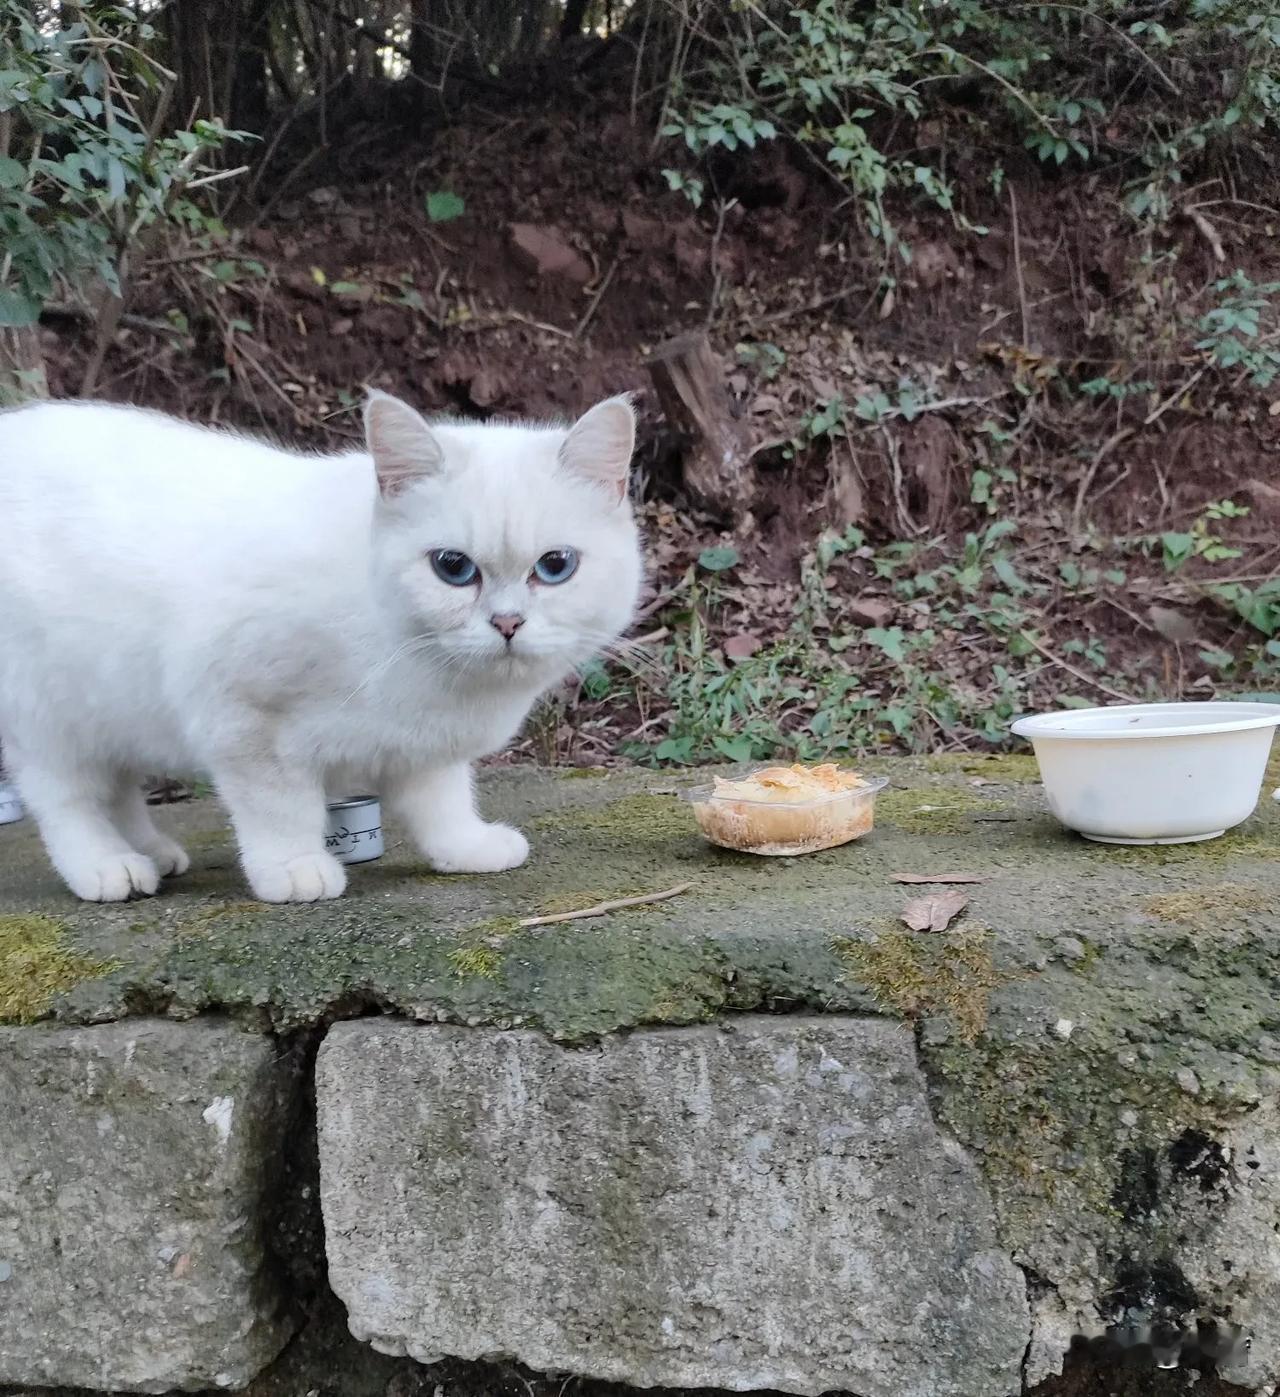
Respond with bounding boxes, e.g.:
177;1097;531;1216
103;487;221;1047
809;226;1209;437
713;734;756;762
865;626;907;661
425;190;465;223
0;287;40;327
698;546;740;573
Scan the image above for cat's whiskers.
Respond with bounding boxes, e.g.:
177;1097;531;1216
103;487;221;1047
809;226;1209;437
338;634;437;708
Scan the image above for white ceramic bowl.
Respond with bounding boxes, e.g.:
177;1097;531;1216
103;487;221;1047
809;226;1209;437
1011;701;1280;844
325;796;384;864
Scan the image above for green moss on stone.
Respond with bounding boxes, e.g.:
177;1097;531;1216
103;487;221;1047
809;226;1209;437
557;766;609;780
461;915;523;940
447;945;503;979
534;793;694;843
833;924;1010;1043
171;901;266;939
1086;830;1280;868
1143;884;1270;928
0;915;119;1024
876;787;1006;834
922;753;1040;783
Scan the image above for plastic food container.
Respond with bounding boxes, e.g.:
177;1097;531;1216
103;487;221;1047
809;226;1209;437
0;781;24;826
325;796;384;864
1011;701;1280;844
686;775;888;855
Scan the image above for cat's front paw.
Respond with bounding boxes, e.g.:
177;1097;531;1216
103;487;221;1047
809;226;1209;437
246;852;347;903
426;822;529;874
65;852;160;902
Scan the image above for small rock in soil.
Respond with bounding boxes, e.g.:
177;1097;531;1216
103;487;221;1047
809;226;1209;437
508;223;591;285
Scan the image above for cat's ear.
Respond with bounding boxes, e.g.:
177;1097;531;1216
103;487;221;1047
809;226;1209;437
364;389;445;498
559;395;636;504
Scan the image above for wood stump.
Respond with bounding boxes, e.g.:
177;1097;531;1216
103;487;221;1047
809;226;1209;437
647;332;753;520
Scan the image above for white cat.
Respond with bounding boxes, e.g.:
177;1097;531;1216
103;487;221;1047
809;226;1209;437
0;391;641;903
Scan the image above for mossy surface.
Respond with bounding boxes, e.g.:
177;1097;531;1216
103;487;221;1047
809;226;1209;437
0;761;1275;1069
0;914;119;1024
447;945;503;979
835;923;1013;1043
922;752;1040;783
1143;883;1270;928
876;786;1007;833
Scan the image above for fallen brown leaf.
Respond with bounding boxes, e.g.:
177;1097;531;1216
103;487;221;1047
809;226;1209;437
848;597;894;627
901;889;970;932
1148;605;1200;645
723;632;763;662
892;872;986;884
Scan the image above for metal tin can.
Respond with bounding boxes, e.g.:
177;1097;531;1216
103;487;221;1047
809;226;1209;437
0;781;24;826
325;796;384;864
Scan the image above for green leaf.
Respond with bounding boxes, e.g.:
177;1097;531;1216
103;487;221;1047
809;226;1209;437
425;190;465;223
0;155;24;188
713;734;756;762
329;280;363;294
653;737;694;764
579;660;612;700
105;156;126;201
865;626;907;661
0;287;40;327
698;546;740;573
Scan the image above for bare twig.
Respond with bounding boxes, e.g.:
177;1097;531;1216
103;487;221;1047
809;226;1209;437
878;394;999;421
754;283;856;329
574;256;618;340
1143;365;1207;426
892;872;986;885
705;196;736;329
1188;208;1226;263
461;310;574;339
517;883;692;929
1016;628;1139;703
1071;425;1133;529
1009;3;1178;94
1009;182;1029;348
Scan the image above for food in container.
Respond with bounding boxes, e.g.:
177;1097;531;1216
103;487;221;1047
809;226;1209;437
686;763;886;855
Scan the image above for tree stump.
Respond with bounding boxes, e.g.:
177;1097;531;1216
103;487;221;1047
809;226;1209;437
647;332;753;519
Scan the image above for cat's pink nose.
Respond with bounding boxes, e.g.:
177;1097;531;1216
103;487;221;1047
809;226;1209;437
490;612;525;641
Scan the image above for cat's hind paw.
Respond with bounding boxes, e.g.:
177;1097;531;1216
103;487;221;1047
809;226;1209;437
66;853;160;902
142;836;190;878
246;852;347;903
425;822;529;874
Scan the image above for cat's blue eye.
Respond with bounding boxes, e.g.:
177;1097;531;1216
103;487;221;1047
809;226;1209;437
532;548;579;585
429;549;479;586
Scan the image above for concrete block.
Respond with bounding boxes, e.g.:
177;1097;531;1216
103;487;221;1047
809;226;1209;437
0;1019;296;1391
318;1016;1028;1397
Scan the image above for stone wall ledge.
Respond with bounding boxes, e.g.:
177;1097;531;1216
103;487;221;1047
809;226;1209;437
2;759;1277;1393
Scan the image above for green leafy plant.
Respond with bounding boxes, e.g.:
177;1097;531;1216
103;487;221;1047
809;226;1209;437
0;6;239;332
1158;500;1250;571
425;190;465;223
1195;271;1280;387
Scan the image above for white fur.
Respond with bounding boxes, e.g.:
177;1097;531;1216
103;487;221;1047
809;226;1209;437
0;393;641;902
